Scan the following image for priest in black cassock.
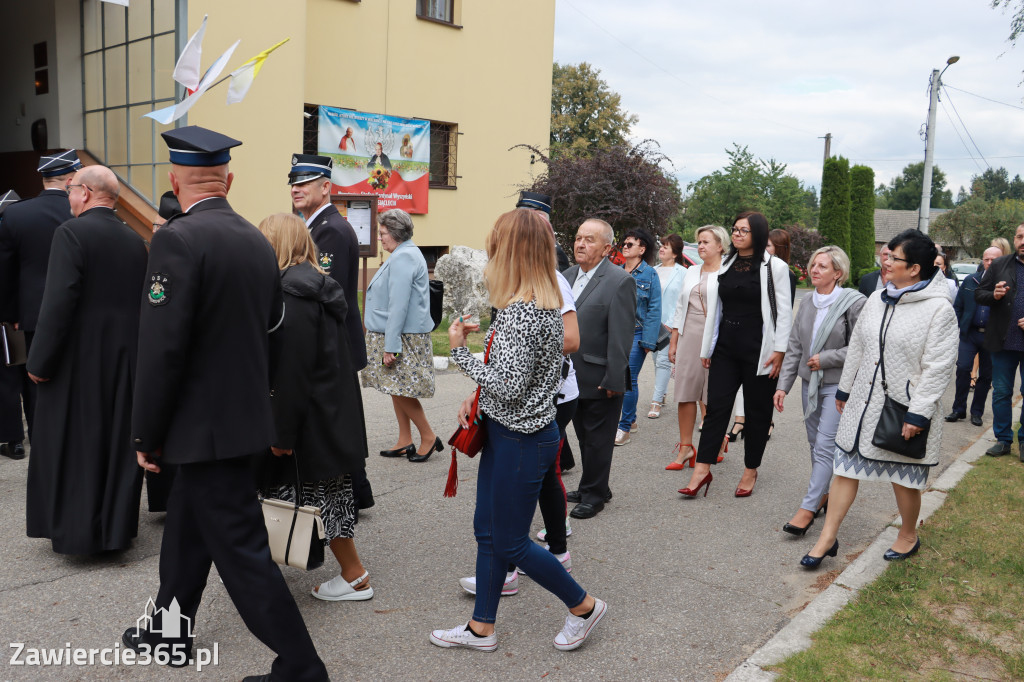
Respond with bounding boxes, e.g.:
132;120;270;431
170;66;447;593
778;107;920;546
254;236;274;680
25;164;149;554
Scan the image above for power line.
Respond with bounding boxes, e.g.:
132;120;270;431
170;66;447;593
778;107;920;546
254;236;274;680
939;99;986;174
942;84;1024;111
941;87;990;170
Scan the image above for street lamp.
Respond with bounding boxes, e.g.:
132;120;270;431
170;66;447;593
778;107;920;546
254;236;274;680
918;55;959;233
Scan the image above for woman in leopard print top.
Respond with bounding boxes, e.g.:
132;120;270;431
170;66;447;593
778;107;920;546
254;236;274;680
430;209;607;653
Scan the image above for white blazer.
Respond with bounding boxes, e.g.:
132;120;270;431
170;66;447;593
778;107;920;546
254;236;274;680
671;264;719;342
701;251;793;376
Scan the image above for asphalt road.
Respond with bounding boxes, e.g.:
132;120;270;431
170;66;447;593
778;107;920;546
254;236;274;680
0;304;992;680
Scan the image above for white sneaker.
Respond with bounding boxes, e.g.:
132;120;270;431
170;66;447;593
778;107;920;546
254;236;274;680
536;519;572;542
614;429;630;446
630;421;639;433
311;571;374;601
459;570;518;596
429;623;498;651
518;551;572;577
554;597;607;651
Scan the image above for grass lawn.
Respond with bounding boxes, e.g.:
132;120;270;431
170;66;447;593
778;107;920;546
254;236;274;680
358;292;489;357
770;447;1024;681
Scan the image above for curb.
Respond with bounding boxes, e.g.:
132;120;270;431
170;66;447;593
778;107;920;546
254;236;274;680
725;426;999;681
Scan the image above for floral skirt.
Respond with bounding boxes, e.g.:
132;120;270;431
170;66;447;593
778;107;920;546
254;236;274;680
264;474;356;541
361;331;435;398
834;448;930;491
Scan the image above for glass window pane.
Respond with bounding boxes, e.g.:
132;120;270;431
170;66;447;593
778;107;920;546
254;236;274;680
103;3;127;45
85;112;104;159
153;33;175;101
106;109;128;167
154;0;176;35
104;45;127;108
83;52;103;111
130;106;155;165
129;165;155;204
128;0;152;41
128;39;153;105
83;0;102;53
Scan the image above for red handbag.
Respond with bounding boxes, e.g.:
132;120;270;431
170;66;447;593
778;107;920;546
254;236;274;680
444;332;494;497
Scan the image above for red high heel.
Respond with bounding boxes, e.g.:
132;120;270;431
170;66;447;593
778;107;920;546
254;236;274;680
678;472;712;498
666;443;696;470
717;437;727;463
735;469;758;498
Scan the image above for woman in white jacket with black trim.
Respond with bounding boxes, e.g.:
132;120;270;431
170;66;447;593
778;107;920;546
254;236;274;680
679;212;792;499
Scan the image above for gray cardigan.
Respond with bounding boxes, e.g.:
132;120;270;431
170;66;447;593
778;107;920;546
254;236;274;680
777;292;866;394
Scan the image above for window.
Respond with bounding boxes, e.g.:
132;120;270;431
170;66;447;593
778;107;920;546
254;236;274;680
416;0;459;26
81;0;180;205
429;120;458;189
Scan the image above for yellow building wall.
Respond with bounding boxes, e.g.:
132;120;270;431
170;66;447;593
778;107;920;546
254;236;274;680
304;0;555;268
183;0;309;227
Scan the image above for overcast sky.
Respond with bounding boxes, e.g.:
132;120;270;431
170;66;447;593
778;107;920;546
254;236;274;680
553;0;1024;200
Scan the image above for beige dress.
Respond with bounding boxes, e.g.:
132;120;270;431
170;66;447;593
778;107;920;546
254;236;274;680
673;271;710;404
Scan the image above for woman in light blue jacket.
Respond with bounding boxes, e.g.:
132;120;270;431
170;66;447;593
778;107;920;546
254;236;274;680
361;209;441;462
647;234;687;419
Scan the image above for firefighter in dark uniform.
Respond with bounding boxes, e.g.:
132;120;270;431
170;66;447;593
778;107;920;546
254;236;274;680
0;151;80;459
288;153;374;511
122;126;329;682
0;190;23;458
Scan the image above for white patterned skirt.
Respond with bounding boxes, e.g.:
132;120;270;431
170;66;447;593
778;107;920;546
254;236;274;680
361;331;435;398
834;448;930;491
264;474;356;541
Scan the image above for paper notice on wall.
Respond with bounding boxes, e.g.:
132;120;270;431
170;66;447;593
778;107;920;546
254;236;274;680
347;202;372;247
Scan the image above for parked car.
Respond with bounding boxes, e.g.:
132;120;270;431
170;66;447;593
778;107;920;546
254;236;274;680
951;261;979;285
682;244;703;268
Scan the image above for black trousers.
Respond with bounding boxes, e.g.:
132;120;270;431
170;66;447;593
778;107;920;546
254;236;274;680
149;457;328;681
572;394;624;506
0;331;35;443
697;342;777;469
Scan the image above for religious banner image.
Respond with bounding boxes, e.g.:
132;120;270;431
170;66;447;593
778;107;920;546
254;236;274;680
318;105;430;213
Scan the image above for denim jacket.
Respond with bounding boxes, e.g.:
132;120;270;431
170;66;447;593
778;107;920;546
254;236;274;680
624;260;662;350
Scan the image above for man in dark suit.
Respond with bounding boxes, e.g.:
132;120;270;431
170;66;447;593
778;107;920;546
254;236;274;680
858;244;891;297
25;164;148;554
123;127;328;682
946;246;1001;426
0;151;79;457
289;152;373;510
562;219;636;519
975;224;1024;460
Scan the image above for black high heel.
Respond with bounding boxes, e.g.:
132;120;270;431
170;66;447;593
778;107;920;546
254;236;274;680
783;517;814;536
727;422;745;442
409;436;443;462
800;539;838;569
380;444;415;458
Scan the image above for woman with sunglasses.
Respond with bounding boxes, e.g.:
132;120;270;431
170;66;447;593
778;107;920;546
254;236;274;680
679;212;792;499
613;229;662;446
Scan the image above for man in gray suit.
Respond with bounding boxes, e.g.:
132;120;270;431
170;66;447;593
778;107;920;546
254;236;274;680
563;219;636;519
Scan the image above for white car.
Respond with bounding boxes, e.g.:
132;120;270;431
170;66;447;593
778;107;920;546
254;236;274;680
951;262;978;285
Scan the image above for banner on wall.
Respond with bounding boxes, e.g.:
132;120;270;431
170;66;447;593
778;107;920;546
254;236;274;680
318;106;430;214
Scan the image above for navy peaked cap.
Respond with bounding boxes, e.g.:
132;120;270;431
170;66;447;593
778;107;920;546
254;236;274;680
0;189;20;215
38;150;82;177
161;126;241;166
288;153;334;185
516;190;552;214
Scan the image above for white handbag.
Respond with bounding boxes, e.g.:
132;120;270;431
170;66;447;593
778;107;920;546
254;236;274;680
260;456;326;570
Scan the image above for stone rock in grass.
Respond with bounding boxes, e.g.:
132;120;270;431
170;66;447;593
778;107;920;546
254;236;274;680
434;246;489;322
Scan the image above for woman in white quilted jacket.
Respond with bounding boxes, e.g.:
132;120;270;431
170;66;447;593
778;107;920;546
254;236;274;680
800;229;957;569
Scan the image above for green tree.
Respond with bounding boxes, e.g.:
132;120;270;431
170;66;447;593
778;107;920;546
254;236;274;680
849;165;876;275
820;156;851;255
931;197;1024;256
678;144;818;235
876;162;954;210
969;167;1024;200
550;62;639;153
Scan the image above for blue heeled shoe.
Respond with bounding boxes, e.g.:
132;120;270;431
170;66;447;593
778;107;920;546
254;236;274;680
882;538;920;561
800;539;838;569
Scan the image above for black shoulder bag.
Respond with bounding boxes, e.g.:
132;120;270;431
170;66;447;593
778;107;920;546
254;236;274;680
870;306;929;459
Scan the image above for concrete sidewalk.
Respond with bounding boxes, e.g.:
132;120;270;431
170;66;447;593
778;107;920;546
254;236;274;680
0;356;997;681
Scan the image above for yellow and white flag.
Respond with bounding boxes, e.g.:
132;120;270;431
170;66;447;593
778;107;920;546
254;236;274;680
226;38;290;105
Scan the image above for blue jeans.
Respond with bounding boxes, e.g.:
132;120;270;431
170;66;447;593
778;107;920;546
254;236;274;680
951;329;991;417
473;419;586;624
990;349;1024;444
618;328;649;431
650;346;672;405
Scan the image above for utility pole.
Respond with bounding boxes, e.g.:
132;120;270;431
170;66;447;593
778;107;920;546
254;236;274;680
919;56;959;233
821;133;832;164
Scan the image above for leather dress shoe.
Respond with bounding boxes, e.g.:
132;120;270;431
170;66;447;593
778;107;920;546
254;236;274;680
242;676;279;682
566;489;611;504
569;502;603;519
986;441;1011;457
121;628;191;668
1;441;25;460
882;537;920;561
380;444;415;458
409;436;443;462
944;411;965;423
970;414;983;427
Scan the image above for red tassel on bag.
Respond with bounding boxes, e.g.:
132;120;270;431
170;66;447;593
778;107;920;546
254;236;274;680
443;448;459;498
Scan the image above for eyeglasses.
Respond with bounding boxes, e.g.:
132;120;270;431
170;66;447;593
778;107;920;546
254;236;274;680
731;227;751;236
65;183;92;195
622;241;640;249
886;254;910;265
